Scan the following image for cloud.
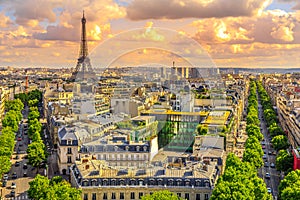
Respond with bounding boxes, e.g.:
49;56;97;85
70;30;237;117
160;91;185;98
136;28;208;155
31;0;125;41
192;10;300;45
126;0;272;20
0;12;13;28
11;0;61;26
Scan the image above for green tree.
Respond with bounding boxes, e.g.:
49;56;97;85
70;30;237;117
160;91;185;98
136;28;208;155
28;175;81;200
2;110;19;132
279;170;300;200
28;89;42;101
246;124;263;141
14;93;28;104
196;124;208;135
27;142;46;171
276;150;293;172
271;135;289;150
269;124;284;137
5;99;24;112
28;109;40;123
243;148;263;168
28;99;39;107
28;118;42;140
141;190;182;200
28;174;50;200
0;156;11;177
245;136;264;157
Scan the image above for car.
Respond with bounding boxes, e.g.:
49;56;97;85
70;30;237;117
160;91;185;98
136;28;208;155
261;141;265;145
11;182;16;189
17;137;22;141
262;145;266;149
271;163;275;168
267;187;272;194
10;190;15;197
272;151;277;156
266;173;271;179
12;172;17;179
19;142;23;147
263;154;267;159
23;163;28;169
15;155;19;160
3;174;8;180
264;162;269;167
2;180;7;187
268;151;272;155
15;161;20;167
23;172;27;177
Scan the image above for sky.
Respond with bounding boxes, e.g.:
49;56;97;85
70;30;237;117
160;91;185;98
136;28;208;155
1;0;300;68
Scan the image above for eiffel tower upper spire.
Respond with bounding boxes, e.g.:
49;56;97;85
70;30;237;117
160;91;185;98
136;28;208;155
80;10;88;59
70;11;96;82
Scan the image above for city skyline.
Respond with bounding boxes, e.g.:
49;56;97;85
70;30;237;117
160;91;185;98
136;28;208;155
1;0;300;68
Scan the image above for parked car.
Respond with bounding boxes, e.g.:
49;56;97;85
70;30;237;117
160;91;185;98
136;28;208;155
266;173;271;179
23;163;28;169
10;190;15;197
11;182;16;189
2;180;7;187
23;172;27;177
262;145;266;149
15;161;20;167
3;174;8;180
264;162;269;167
267;187;272;194
271;163;275;168
263;154;267;159
12;172;17;179
17;137;22;141
268;151;272;155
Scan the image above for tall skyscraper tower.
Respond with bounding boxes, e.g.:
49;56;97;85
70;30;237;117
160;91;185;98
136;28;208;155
70;11;96;82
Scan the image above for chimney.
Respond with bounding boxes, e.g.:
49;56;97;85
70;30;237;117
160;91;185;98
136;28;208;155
85;165;89;170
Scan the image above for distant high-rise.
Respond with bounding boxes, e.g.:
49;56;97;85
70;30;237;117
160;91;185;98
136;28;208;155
70;11;96;82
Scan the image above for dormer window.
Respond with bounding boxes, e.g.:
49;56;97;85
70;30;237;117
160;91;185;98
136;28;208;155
67;139;72;145
143;146;147;151
114;146;118;152
136;146;140;152
125;146;129;151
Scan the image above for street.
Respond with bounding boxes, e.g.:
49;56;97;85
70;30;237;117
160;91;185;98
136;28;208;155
257;97;281;199
1;104;58;200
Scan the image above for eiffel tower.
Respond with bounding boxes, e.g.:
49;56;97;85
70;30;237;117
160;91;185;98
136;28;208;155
70;11;96;82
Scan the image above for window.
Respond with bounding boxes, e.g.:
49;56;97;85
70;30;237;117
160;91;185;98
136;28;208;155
130;192;135;200
112;193;116;199
196;194;201;200
67;156;72;163
67;139;72;145
92;193;96;200
120;193;125;199
67;147;72;154
83;194;88;200
204;194;209;200
139;192;143;199
185;193;190;200
103;193;108;200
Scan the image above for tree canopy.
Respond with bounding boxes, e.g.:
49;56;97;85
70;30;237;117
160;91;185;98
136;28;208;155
279;170;300;200
28;175;81;200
